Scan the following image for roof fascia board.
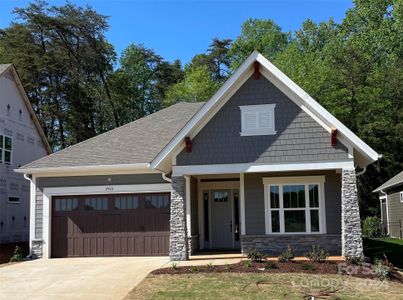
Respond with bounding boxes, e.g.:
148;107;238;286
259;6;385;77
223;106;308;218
15;163;156;176
8;66;52;154
256;54;379;162
150;51;259;169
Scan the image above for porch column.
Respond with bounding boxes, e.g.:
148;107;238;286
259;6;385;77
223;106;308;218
341;169;363;259
170;176;188;261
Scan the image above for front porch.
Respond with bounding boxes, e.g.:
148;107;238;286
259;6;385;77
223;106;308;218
169;168;364;261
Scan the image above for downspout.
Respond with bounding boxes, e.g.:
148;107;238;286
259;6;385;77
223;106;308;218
356;166;367;177
380;189;389;236
23;174;35;257
161;172;172;183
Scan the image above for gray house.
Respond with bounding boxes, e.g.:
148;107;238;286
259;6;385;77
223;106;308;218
374;171;403;238
0;64;51;244
17;52;380;261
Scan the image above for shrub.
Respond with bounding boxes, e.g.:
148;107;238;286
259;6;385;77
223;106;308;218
190;265;198;272
300;263;315;271
278;245;294;262
246;248;267;262
374;259;391;281
9;246;23;262
362;216;383;238
264;261;278;270
346;256;363;265
305;244;329;263
171;262;178;270
224;263;233;271
244;260;252;268
207;262;214;270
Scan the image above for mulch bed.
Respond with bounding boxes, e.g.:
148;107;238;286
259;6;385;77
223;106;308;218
152;260;403;283
0;242;29;264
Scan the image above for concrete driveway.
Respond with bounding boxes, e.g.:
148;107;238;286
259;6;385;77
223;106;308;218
0;256;169;299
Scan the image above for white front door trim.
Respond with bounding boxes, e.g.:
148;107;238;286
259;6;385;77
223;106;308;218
42;183;171;259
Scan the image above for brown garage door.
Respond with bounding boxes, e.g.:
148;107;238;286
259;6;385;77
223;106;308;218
51;193;170;258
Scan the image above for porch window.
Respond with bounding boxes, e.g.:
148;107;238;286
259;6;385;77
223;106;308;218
263;176;326;234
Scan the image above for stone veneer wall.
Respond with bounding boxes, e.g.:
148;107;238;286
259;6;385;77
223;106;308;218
170;176;188;261
241;234;341;255
341;169;363;258
31;239;43;258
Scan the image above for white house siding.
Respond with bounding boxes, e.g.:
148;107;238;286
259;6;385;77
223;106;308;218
0;70;48;243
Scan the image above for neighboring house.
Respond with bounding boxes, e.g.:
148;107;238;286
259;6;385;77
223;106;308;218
0;64;51;244
374;171;403;239
16;51;380;261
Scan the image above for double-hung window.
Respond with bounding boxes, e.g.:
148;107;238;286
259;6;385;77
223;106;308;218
240;104;276;136
263;176;326;234
0;135;12;165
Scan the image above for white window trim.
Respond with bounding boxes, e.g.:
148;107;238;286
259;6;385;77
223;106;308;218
400;191;403;203
263;176;326;235
0;134;13;165
240;104;277;136
8;195;21;204
41;183;171;259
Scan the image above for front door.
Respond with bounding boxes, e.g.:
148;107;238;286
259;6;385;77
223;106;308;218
211;190;233;249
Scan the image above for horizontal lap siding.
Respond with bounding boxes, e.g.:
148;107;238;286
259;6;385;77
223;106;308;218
244;171;341;235
386;186;403;238
177;75;349;166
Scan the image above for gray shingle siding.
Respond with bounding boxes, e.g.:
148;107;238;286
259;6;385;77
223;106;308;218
34;173;167;240
386;185;403;238
244;170;341;235
177;76;348;165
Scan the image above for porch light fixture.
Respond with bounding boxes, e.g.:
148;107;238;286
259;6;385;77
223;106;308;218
185;136;192;153
331;129;338;146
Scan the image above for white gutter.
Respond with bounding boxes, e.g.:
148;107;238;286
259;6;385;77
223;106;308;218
14;163;155;176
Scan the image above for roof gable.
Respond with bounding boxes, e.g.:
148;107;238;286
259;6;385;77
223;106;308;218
151;51;379;172
374;171;403;192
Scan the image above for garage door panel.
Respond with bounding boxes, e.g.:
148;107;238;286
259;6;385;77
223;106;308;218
51;193;170;257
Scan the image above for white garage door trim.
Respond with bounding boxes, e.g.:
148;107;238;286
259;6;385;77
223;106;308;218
42;183;171;259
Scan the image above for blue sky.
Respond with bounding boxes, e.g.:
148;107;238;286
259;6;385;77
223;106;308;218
0;0;353;65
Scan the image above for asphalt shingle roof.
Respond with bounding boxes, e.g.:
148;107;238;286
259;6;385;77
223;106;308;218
373;171;403;192
21;102;205;169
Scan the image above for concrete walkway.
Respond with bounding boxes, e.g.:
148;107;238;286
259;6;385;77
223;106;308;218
0;256;169;300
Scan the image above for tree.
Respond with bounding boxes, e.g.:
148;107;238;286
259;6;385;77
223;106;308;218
0;1;116;149
189;38;232;83
164;65;219;105
228;19;289;69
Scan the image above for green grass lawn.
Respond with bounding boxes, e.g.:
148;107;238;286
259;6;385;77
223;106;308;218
364;237;403;269
126;273;403;300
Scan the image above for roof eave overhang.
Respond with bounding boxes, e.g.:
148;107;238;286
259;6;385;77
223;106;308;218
15;163;157;177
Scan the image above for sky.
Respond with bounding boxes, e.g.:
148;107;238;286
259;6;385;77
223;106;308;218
0;0;353;65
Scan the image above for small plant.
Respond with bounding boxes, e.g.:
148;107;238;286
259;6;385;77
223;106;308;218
346;256;363;265
305;244;329;263
244;260;252;268
264;261;278;270
9;246;23;262
224;263;233;271
207;262;214;270
300;262;315;271
374;259;391;281
171;262;178;270
246;248;267;262
190;265;198;272
278;245;295;262
362;216;383;238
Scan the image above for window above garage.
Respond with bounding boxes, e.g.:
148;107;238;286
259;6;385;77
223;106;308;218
239;104;277;136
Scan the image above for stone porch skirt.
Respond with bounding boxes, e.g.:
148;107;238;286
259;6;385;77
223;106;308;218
241;234;341;256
